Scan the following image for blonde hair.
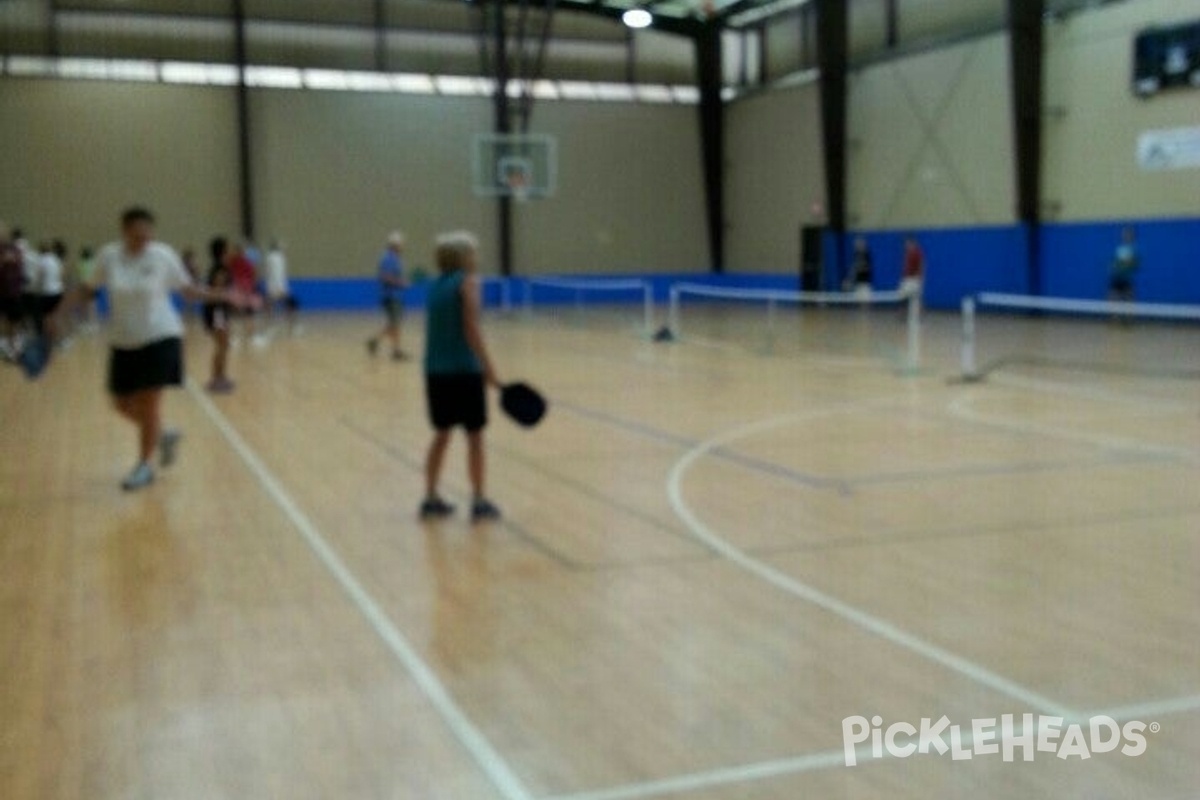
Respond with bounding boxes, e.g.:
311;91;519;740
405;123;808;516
435;231;479;274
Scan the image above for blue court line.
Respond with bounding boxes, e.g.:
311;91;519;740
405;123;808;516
842;451;1173;488
748;502;1200;558
555;399;1176;496
554;400;851;494
280;348;709;568
337;415;584;571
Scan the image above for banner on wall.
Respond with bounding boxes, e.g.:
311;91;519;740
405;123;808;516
1137;126;1200;171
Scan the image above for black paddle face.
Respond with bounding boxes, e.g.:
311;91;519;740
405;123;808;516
501;382;546;428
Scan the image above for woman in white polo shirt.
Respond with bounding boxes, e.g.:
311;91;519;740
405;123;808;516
55;207;246;491
33;240;65;335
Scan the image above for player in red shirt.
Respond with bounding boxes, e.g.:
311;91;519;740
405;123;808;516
228;243;263;346
900;236;925;296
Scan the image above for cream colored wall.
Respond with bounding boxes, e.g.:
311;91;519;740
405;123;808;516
846;31;1015;230
253;90;706;277
0;78;241;262
895;0;1004;46
249;89;498;278
1043;0;1200;222
512;100;708;275
0;76;705;279
724;82;826;273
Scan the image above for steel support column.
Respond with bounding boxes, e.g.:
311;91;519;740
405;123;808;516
694;21;725;273
492;0;514;276
233;0;255;239
373;0;388;72
1008;0;1044;294
885;0;898;48
815;0;847;278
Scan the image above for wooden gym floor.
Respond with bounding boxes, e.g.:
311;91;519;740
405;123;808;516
2;305;1198;799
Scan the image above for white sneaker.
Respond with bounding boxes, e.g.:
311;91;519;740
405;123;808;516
159;429;182;468
120;462;155;492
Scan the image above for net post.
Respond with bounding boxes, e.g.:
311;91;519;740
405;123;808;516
905;290;921;372
669;285;681;340
642;282;654;335
766;296;777;354
961;296;978;380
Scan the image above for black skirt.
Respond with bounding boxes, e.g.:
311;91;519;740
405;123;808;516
108;337;184;396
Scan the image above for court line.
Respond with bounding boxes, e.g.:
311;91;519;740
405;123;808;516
842;451;1169;488
556;400;850;494
990;372;1196;413
485;438;715;557
744;502;1200;558
542;719;1032;800
665;403;1079;719
186;382;533;800
540;748;851;800
947;393;1200;466
543;694;1200;800
337;415;586;570
561;393;1113;719
1086;693;1200;724
278;345;712;567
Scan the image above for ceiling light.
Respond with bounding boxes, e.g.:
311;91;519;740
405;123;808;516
622;8;653;29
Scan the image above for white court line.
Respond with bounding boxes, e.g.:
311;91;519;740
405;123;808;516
1086;693;1200;724
990;372;1194;413
947;393;1200;466
186;382;533;800
666;402;1078;720
546;695;1200;800
545;720;1028;800
541;749;850;800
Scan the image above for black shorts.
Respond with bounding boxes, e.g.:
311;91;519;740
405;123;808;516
203;303;231;332
426;373;487;432
382;297;401;325
108;337;184;397
0;296;22;323
1110;276;1133;295
38;294;63;317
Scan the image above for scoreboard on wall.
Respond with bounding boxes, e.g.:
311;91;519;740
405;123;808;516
1133;18;1200;97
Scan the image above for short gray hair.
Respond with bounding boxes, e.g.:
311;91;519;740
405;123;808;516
435;230;479;273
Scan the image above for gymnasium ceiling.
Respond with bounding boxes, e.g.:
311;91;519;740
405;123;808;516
0;0;1138;87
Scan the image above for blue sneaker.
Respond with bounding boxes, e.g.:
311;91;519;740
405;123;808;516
419;497;456;520
471;498;502;522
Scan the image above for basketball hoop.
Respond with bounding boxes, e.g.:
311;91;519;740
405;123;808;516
473;133;557;200
507;172;531;204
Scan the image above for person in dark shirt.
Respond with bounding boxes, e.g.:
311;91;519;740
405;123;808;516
844;236;873;294
203;237;236;393
1109;226;1139;303
0;223;25;359
419;231;502;523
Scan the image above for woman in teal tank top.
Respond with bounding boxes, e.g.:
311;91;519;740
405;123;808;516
420;232;502;523
425;270;482;375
